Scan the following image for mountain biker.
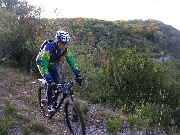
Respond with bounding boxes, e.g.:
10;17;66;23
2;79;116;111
36;30;83;113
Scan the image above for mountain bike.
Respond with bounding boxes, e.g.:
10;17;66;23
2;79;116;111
38;79;85;135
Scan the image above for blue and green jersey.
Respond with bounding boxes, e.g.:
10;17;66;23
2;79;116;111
36;40;78;82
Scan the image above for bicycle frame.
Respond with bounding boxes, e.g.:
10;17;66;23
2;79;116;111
55;82;76;109
38;79;86;134
38;79;77;118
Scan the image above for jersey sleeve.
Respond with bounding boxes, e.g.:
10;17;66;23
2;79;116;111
36;45;53;82
65;48;78;71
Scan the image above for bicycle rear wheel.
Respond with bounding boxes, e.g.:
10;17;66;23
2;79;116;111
64;100;85;135
38;86;50;117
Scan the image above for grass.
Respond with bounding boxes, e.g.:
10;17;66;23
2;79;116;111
24;121;47;135
0;121;9;135
0;66;92;134
0;101;18;135
80;104;89;115
0;99;48;135
0;66;180;134
0;66;51;135
3;101;18;117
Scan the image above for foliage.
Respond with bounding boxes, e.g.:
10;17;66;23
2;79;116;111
0;1;42;73
3;101;18;116
23;121;47;135
0;119;9;135
84;47;180;129
80;104;89;115
128;103;173;131
107;116;123;134
86;47;172;108
1;0;180;132
0;101;18;135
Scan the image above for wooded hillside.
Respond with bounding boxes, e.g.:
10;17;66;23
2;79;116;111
1;0;180;133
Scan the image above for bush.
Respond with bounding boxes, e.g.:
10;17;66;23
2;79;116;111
85;47;180;129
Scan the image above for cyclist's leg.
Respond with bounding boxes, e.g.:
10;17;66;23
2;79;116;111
50;68;60;84
46;85;53;106
46;68;60;112
49;68;60;106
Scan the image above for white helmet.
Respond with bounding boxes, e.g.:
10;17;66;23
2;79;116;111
55;30;71;43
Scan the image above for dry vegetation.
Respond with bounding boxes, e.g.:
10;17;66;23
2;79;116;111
0;67;55;134
0;66;124;135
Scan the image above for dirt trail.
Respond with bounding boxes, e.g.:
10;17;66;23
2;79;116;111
1;67;167;135
0;68;74;134
0;67;110;135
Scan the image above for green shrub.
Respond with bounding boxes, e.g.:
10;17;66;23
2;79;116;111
80;104;89;115
0;123;8;135
128;103;173;131
3;101;18;116
107;116;123;134
24;121;47;135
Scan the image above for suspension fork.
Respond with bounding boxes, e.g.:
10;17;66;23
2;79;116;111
56;93;67;110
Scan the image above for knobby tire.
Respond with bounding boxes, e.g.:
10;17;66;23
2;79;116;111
38;83;86;134
38;86;49;117
64;100;86;135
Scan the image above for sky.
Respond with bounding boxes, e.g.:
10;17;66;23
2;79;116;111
23;0;180;30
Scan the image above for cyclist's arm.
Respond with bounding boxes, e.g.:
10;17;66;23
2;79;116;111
65;48;78;71
36;46;53;82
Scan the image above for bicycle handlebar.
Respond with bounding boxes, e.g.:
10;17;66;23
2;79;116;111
56;80;77;89
38;79;78;90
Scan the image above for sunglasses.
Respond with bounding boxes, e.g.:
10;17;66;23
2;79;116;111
59;41;67;45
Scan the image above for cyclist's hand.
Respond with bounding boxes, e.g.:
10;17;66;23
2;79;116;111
76;75;83;86
73;69;83;86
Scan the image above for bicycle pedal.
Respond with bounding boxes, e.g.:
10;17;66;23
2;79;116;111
41;99;47;103
48;111;55;117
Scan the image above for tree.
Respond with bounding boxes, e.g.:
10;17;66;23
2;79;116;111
0;0;18;12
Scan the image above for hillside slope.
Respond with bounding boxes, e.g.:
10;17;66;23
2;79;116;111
0;66;120;135
0;66;174;135
0;67;62;134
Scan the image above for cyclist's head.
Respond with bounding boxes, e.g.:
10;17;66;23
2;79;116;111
55;30;71;44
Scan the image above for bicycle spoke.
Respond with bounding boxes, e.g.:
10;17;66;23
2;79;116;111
64;100;85;135
38;86;51;117
38;80;85;134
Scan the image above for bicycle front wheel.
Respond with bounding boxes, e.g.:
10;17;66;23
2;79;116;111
38;86;50;117
64;100;85;135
